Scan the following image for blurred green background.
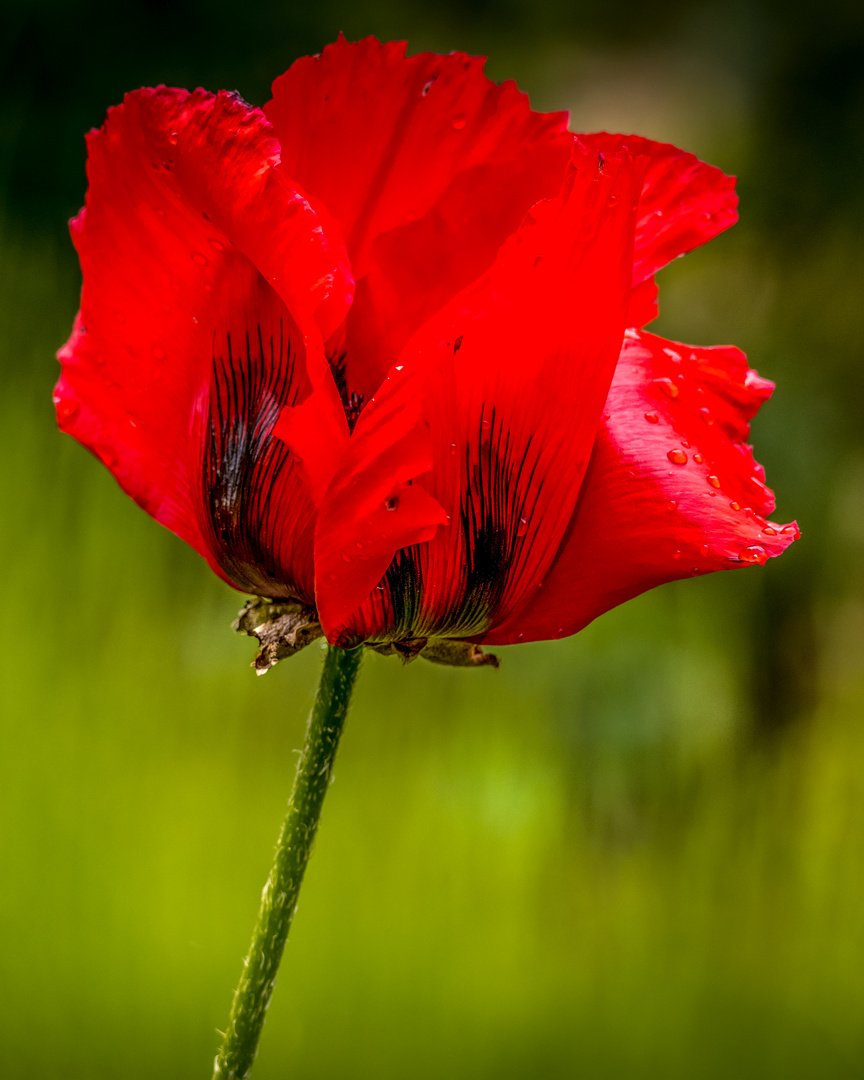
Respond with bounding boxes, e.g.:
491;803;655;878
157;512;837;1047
2;0;863;1076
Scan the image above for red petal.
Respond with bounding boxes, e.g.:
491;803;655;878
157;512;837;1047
54;86;351;600
265;36;573;398
319;143;645;645
484;330;798;645
582;133;738;287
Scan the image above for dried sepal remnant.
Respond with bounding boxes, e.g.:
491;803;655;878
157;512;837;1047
234;597;322;674
367;636;499;668
420;639;499;668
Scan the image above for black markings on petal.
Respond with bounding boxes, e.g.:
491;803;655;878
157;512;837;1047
363;405;542;643
447;404;543;635
328;349;364;431
202;320;306;597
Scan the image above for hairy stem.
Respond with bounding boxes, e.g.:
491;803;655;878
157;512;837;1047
213;644;363;1079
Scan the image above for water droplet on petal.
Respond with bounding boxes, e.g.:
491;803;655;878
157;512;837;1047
451;113;467;130
654;377;679;399
421;77;436;96
681;439;691;449
730;501;740;510
782;524;798;534
763;526;777;536
355;540;364;549
699;407;714;425
667;448;688;465
168;131;179;146
707;474;720;488
208;238;224;251
449;442;457;456
665;500;677;511
693;453;704;464
56;399;78;421
517;516;528;537
673;550;682;560
191;251;208;265
341;551;352;563
662;347;681;361
700;544;710;557
739;545;768;564
644;411;659;424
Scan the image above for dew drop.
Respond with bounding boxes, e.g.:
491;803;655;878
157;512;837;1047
699;407;714;425
517;516;528;537
644;411;659;424
681;439;691;449
662;347;681;362
693;453;704;464
667;448;688;465
56;399;78;421
739;545;767;564
730;501;740;511
782;523;798;534
421;77;436;96
451;113;467;130
151;344;165;360
168;131;179;146
191;251;208;265
654;377;679;399
707;474;721;488
763;526;777;536
208;238;225;251
690;567;702;576
665;500;677;511
449;442;457;456
673;550;682;560
700;544;710;557
341;551;352;563
355;540;364;550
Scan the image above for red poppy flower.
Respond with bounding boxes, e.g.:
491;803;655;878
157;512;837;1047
55;36;797;657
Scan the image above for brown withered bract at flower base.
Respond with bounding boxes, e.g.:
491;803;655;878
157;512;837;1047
55;35;797;666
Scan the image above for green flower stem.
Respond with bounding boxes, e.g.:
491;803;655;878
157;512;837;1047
213;644;363;1080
